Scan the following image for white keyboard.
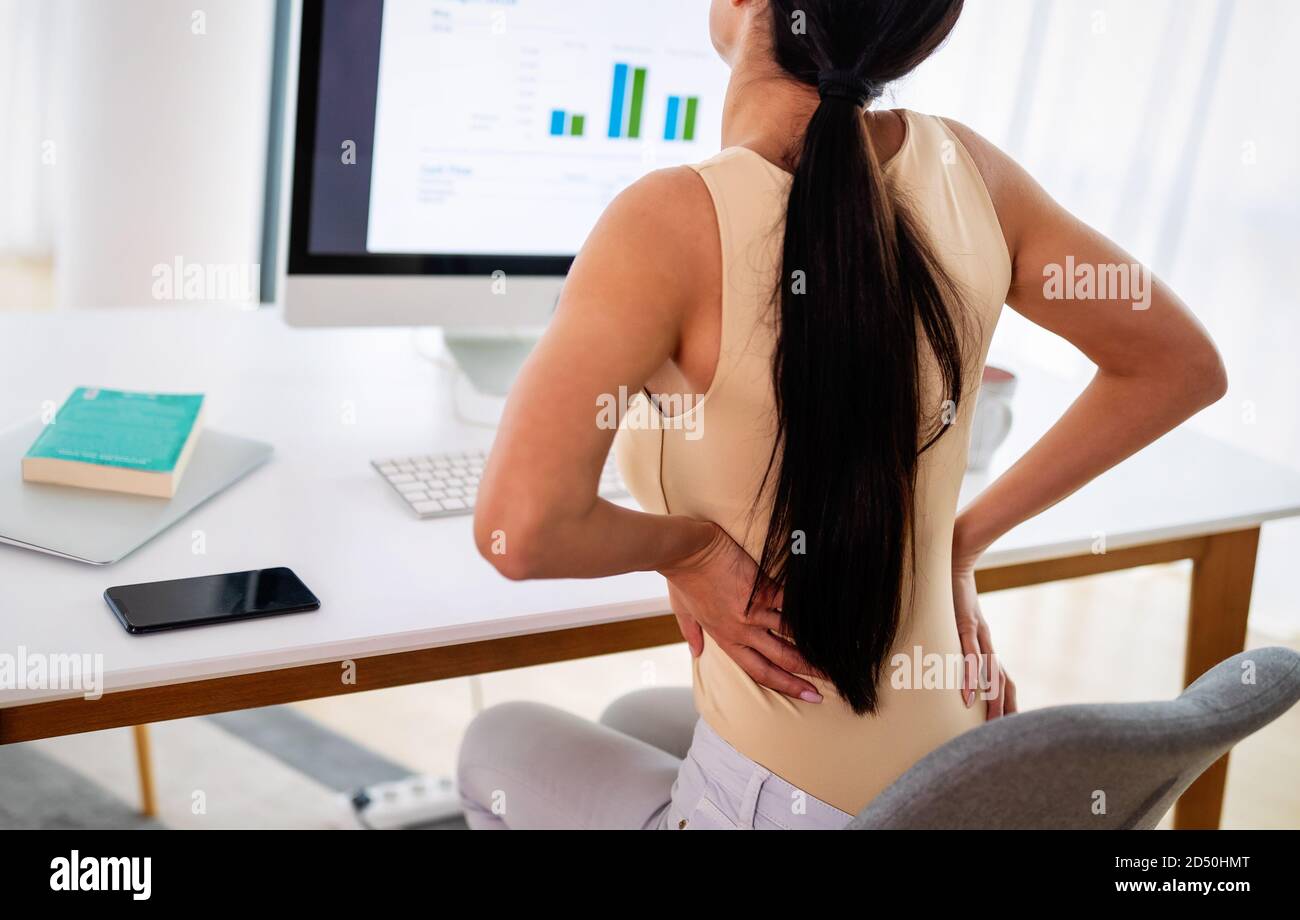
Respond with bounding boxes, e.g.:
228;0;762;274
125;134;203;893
372;449;628;519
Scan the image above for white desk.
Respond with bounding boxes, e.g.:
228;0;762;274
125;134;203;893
3;306;1300;830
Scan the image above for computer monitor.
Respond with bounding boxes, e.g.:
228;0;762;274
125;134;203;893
285;0;730;331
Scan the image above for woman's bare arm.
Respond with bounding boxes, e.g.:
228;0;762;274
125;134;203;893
939;120;1226;718
473;167;718;580
943;119;1228;564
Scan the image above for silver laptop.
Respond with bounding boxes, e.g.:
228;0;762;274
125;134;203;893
0;419;272;565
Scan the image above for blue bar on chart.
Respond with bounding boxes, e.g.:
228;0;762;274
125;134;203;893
550;110;566;136
607;62;648;138
608;64;627;137
664;96;681;140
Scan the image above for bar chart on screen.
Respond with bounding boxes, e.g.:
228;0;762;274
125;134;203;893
549;110;586;137
607;63;649;139
663;96;700;142
365;0;729;257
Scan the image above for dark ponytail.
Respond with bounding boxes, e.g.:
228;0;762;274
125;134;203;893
757;0;970;715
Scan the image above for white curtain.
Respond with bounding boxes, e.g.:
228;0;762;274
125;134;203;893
52;0;274;307
0;0;57;255
893;0;1300;637
1;0;273;304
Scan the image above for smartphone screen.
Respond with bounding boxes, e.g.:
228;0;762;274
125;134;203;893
104;567;320;634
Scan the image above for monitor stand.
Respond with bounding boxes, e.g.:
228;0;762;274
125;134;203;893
443;328;543;398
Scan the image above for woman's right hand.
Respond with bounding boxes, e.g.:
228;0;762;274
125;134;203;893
661;523;824;703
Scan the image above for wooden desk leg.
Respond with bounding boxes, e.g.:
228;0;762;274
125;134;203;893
1173;527;1260;830
132;724;158;818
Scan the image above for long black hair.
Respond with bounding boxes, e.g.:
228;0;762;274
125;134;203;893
756;0;971;715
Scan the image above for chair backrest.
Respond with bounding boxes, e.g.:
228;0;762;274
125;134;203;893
849;647;1300;829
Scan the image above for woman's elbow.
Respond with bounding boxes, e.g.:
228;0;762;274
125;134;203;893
474;496;549;581
1187;338;1229;409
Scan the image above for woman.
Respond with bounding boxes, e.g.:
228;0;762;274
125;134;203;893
459;0;1226;829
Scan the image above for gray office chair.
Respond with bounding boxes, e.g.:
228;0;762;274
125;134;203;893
849;647;1300;829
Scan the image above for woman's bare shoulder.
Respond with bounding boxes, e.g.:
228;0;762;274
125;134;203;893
594;166;716;250
937;116;1058;260
572;166;719;308
558;165;720;346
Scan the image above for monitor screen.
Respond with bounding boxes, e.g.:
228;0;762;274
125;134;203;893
295;0;729;271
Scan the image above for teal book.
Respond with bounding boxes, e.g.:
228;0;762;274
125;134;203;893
22;388;205;498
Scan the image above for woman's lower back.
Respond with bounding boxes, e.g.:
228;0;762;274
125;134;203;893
693;599;987;814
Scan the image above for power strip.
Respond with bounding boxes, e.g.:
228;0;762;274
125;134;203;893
349;775;463;830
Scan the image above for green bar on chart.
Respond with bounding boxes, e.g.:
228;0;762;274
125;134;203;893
628;67;647;138
683;97;699;142
570;114;585;136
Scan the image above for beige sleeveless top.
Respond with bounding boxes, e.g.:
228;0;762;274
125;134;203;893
615;110;1013;814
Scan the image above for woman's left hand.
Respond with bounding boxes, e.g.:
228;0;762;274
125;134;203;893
952;560;1017;720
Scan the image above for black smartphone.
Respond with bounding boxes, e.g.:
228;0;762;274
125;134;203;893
104;567;320;635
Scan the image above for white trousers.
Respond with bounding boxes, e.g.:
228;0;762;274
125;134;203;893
457;687;853;830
